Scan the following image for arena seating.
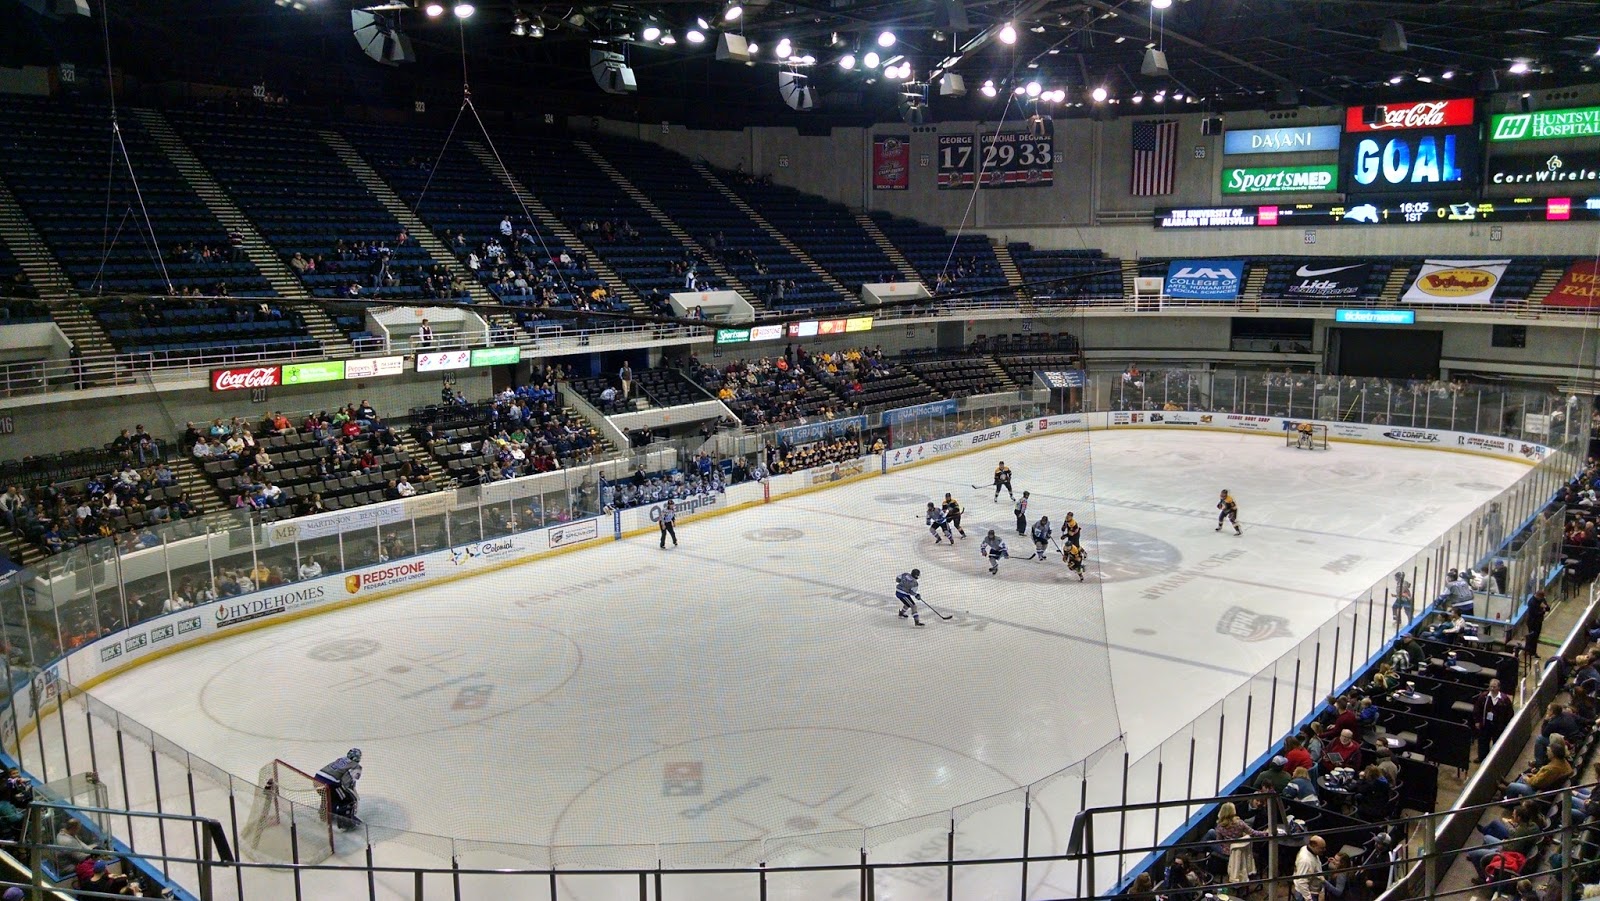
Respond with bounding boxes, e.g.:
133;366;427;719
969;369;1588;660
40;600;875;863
569;367;708;412
408;392;606;485
865;211;1009;297
901;351;1015;396
716;170;897;299
802;348;942;412
92;297;316;359
592;137;846;313
1008;245;1124;299
165;107;449;302
0;97;273;298
690;354;845;426
493;134;726;308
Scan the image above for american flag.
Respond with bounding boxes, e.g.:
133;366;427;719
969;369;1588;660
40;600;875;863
1130;120;1179;196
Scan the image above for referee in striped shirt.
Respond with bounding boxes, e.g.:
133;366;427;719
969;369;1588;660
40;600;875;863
659;499;678;549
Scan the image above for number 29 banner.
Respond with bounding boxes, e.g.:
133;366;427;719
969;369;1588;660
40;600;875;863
978;131;1054;188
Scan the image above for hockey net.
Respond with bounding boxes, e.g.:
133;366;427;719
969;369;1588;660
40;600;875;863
240;759;335;865
1287;423;1330;450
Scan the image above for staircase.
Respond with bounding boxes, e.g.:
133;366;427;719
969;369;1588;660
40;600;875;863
691;161;854;304
286;302;349;354
130;109;307;300
51;302;118;362
853;212;924;287
573;140;761;310
317;129;493;308
1519;265;1565;318
1121;259;1141;305
1378;263;1414;305
169;454;224;514
464;140;647;316
991;240;1024;290
398;432;454;489
1239;263;1267;311
0;177;74;298
982;355;1023;389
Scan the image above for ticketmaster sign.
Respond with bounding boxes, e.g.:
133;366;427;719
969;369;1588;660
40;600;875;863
1221;165;1338;194
1223;125;1341;155
1490;105;1600;142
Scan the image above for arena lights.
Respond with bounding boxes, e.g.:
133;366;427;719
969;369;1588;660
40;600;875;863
1091;85;1108;102
660;29;677;44
1131;92;1144;103
998;23;1017;44
1442;69;1456;79
1509;60;1530;74
775;37;792;57
722;1;742;22
687;28;707;43
1152;0;1172;7
424;2;443;15
877;30;896;48
452;2;473;19
641;23;661;40
839;53;856;70
1025;80;1041;97
863;50;880;68
980;79;997;97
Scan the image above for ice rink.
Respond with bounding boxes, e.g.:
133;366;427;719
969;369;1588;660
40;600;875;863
65;429;1530;898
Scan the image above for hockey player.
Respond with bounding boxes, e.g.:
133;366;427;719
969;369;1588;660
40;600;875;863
1065;543;1087;581
1296;420;1316;449
979;529;1009;575
1216;490;1241;535
941;493;967;539
993;462;1014;502
925;502;954;544
1014;491;1030;536
894;569;925;626
315;748;363;829
1062;512;1082;548
1029;516;1053;561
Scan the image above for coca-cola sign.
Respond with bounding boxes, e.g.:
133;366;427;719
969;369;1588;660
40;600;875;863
1344;99;1476;133
211;366;283;392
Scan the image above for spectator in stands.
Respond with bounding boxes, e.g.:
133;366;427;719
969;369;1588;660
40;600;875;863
1504;738;1573;798
1472;678;1515;761
1282;767;1318;806
1282;736;1313;774
1534;701;1582;767
1254;756;1291;793
1465;800;1543;881
1321;699;1361;742
1324;730;1363;771
1351;765;1391;821
54;819;95;869
1292;835;1325;901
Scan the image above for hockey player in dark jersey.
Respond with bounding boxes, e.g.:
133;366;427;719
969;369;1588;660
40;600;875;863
925;502;954;543
1062;512;1082;548
1065;544;1087;581
980;530;1009;575
1028;516;1053;561
1216;490;1241;535
993;462;1014;502
941;493;967;539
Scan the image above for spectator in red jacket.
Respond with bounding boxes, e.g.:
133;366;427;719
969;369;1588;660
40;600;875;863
1321;698;1362;742
1282;736;1314;774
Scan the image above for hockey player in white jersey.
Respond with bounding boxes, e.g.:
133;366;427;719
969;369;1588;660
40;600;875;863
980;530;1009;575
894;570;925;626
925;502;954;544
315;748;363;829
1028;516;1053;561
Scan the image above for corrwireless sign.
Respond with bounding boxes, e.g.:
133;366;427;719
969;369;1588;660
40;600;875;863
1164;260;1244;300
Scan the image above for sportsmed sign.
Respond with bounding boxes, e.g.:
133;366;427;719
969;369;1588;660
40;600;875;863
1164;260;1244;299
1490;105;1600;142
1221;165;1338;194
1222;125;1341;155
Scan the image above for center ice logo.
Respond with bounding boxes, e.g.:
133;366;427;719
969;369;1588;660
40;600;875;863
1216;606;1292;642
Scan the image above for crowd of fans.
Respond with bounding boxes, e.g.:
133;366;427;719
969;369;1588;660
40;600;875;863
600;454;726;512
0;426;202;557
420;379;602;487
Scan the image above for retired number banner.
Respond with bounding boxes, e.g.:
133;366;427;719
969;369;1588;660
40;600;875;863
978;131;1053;188
872;135;910;190
937;134;974;189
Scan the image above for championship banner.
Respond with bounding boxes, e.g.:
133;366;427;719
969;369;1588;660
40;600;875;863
872;135;910;190
1542;260;1600;309
1164;260;1244;300
1278;261;1372;300
1401;259;1510;305
937;134;974;189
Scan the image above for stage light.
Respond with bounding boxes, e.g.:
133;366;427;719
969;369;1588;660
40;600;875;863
424;2;443;15
839;53;856;69
1416;74;1432;83
723;1;742;21
877;30;896;48
1013;86;1025;96
1153;91;1165;103
775;38;792;57
660;30;676;44
999;23;1017;44
801;54;816;65
1152;0;1171;8
1388;73;1403;84
1091;85;1108;102
511;14;526;35
1442;69;1455;79
641;24;661;41
687;29;706;43
863;50;880;68
453;2;473;19
1131;93;1143;103
747;42;758;55
1025;80;1041;96
696;17;710;29
980;79;997;97
1509;60;1530;74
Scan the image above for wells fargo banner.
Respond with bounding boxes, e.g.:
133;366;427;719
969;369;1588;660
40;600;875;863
1542;260;1600;309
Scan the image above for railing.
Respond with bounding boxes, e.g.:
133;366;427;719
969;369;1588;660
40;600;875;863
0;382;1585;901
6;288;1597;398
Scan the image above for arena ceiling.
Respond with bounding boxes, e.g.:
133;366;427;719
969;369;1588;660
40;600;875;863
12;0;1600;127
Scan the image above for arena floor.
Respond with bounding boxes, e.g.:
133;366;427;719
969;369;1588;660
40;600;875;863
54;430;1530;900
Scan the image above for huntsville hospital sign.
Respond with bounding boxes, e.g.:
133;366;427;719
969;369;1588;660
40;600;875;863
1490;105;1600;142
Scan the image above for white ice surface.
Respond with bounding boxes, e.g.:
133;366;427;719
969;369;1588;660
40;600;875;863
51;430;1530;900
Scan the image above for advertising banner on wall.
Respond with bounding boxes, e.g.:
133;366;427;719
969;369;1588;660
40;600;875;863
1279;261;1372;300
1401;259;1510;305
1223;125;1341;155
1221;165;1338;194
1164;260;1245;299
872;135;911;190
1490;105;1600;142
977;131;1054;188
1488;151;1600;188
1341;126;1480;194
936;134;975;189
1343;99;1476;133
882;399;959;426
1541;260;1600;309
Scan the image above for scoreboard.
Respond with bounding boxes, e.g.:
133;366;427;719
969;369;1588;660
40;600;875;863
1155;195;1599;229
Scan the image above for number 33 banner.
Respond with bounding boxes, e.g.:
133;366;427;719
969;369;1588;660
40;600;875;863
978;131;1054;188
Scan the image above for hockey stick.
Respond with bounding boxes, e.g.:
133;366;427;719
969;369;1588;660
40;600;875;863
919;596;954;620
970;483;988;490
